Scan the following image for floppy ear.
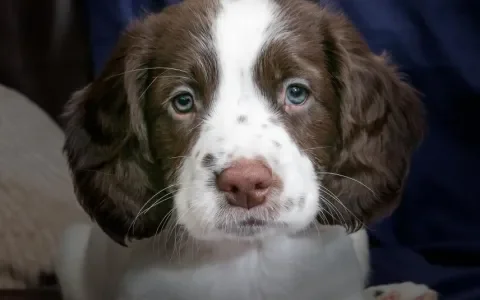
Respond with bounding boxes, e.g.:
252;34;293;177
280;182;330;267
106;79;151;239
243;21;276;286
319;14;425;231
62;20;171;246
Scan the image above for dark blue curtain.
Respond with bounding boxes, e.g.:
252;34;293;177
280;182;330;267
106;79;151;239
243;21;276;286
85;0;153;75
334;2;480;300
85;1;480;299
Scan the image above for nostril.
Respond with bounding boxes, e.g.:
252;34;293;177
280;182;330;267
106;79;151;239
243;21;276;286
215;159;274;209
254;180;271;190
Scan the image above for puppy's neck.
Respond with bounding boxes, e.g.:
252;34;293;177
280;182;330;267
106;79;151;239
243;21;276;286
130;223;347;267
119;224;367;300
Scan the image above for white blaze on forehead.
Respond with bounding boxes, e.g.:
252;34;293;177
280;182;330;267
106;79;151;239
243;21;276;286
214;0;277;73
210;0;279;117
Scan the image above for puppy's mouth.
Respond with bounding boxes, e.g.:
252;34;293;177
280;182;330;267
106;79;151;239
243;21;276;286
239;218;268;227
235;217;287;228
217;218;289;237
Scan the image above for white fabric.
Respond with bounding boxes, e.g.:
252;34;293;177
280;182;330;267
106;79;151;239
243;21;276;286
0;84;86;288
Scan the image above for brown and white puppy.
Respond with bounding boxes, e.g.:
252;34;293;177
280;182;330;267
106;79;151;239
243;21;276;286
55;0;432;299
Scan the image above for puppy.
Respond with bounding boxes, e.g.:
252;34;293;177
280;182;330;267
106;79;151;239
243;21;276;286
55;0;430;299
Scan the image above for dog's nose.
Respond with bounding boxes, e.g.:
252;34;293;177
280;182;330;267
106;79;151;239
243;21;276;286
216;159;272;209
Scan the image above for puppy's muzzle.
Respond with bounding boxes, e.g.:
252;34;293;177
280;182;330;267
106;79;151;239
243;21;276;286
216;159;273;209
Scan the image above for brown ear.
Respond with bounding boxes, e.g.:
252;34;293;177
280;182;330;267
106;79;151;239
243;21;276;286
62;20;171;246
319;14;425;231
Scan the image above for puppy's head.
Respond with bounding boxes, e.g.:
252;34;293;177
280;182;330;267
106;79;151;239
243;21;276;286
63;0;424;245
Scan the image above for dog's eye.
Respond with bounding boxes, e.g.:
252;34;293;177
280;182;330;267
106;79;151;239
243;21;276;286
172;93;194;113
285;84;309;105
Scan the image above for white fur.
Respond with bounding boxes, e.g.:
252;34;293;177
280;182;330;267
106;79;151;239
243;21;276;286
176;0;320;242
56;224;369;300
57;1;371;300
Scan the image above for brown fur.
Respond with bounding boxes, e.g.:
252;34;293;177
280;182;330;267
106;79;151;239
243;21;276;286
261;0;424;231
62;1;219;245
62;0;424;245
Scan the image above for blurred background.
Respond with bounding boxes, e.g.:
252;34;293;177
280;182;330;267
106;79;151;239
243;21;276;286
0;1;158;298
0;0;90;298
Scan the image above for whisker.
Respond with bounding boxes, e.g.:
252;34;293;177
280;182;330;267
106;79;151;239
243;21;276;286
105;66;190;80
320;185;366;228
138;76;158;101
140;184;198;220
187;117;208;135
142;194;176;216
166;206;202;261
311;219;323;237
316;208;329;226
127;183;184;236
152;208;176;253
319;196;344;224
318;172;376;197
301;145;333;152
319;187;350;222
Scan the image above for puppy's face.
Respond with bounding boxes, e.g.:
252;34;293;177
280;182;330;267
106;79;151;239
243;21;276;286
64;0;424;245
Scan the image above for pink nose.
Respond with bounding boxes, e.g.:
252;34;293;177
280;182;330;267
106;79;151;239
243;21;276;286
216;159;272;209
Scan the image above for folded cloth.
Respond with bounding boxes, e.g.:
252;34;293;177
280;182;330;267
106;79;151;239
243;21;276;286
335;1;480;299
0;85;87;288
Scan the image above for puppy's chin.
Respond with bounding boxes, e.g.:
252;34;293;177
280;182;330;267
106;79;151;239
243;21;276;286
215;220;300;241
174;194;320;242
185;222;300;242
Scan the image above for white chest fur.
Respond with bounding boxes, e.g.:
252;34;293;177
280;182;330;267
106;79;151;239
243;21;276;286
56;225;369;300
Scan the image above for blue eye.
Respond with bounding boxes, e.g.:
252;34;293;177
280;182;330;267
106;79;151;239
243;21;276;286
172;93;194;113
286;84;309;105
